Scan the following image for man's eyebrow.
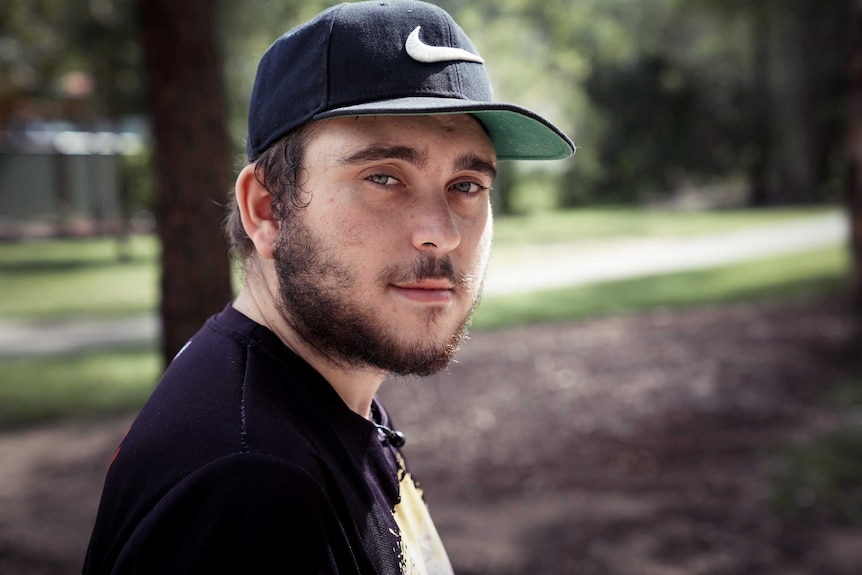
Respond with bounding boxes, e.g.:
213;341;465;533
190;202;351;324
456;154;497;179
338;146;496;179
339;145;426;168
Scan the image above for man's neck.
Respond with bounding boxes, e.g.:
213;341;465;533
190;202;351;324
233;285;385;419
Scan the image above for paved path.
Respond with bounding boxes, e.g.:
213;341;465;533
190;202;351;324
484;211;848;295
0;315;159;358
0;213;849;358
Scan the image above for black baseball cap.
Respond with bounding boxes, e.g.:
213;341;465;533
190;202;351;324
247;0;575;161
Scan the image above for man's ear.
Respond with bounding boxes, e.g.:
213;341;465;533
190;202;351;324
235;164;279;259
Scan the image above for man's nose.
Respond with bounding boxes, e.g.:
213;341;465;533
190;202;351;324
409;192;461;253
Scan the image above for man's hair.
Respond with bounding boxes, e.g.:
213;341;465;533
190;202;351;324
225;122;319;262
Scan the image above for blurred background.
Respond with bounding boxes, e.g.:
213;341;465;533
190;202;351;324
1;0;860;573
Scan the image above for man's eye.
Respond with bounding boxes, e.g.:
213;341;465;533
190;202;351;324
452;181;485;194
368;174;399;186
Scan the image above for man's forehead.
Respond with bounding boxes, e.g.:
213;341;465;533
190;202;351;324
311;114;496;160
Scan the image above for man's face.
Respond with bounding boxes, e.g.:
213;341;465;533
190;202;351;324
272;114;496;376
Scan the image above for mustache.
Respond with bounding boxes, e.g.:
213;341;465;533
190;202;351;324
380;253;473;290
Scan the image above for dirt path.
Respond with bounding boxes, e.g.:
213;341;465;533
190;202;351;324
1;298;860;574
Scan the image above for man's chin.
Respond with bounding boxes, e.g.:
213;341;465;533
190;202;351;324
379;331;467;377
381;354;456;378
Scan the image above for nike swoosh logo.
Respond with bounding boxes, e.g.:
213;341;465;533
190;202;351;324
405;26;485;64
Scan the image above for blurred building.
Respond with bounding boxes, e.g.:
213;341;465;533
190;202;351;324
0;123;145;240
0;67;147;240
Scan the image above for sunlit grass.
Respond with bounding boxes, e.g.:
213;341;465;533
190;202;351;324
472;245;849;330
0;235;158;319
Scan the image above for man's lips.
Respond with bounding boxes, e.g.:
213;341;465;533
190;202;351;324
391;279;455;303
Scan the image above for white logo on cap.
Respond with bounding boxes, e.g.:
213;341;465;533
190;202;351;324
405;26;485;64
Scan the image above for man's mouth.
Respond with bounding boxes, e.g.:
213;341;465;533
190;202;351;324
391;279;455;303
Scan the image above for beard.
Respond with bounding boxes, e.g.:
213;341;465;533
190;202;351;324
272;215;483;377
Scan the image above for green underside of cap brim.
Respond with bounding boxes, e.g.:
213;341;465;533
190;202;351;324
312;97;575;161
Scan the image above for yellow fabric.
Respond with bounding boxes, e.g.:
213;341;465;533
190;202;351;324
391;454;454;575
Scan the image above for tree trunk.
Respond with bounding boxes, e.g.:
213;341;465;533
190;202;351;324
770;3;817;204
849;0;862;310
748;2;773;207
139;0;234;364
747;0;846;206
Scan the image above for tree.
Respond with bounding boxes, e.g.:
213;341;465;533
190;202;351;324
682;0;850;206
848;0;862;311
0;0;143;129
139;0;233;363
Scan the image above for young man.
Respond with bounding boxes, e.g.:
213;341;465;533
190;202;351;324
83;1;573;573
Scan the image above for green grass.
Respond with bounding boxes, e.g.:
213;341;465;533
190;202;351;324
770;421;862;525
0;235;158;319
472;245;849;330
769;377;862;527
0;343;161;429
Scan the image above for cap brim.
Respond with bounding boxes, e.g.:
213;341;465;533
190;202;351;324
312;97;575;161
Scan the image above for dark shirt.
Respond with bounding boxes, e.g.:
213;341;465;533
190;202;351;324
83;304;451;574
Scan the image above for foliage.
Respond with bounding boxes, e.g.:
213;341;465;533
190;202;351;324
443;0;849;207
0;0;851;211
0;0;142;124
770;421;862;526
769;374;862;526
119;146;155;217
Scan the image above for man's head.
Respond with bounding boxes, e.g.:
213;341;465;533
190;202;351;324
229;1;573;377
